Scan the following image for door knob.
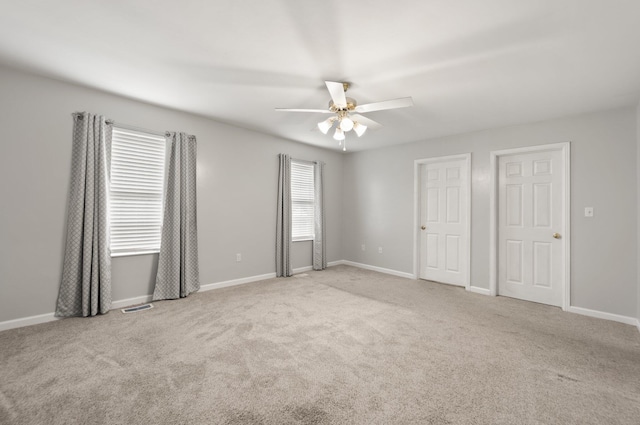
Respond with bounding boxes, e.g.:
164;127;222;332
421;225;426;230
552;233;561;239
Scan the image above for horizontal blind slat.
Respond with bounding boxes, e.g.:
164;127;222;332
110;127;166;255
291;161;315;240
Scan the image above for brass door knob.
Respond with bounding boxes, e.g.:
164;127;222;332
552;233;561;239
421;225;426;230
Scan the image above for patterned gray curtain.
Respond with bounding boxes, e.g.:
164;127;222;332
153;132;200;300
313;161;327;270
56;112;112;317
276;154;292;277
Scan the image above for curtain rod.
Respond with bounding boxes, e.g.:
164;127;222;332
72;112;165;137
73;112;196;139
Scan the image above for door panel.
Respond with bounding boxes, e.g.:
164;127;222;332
533;183;551;227
427;188;439;222
446;187;460;223
426;234;438;269
506;239;523;284
533;242;552;287
498;149;564;306
506;184;523;226
445;235;460;272
420;158;468;286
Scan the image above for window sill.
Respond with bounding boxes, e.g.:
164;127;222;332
111;250;160;258
292;238;314;242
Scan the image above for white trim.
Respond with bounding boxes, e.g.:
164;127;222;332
0;312;60;332
0;263;349;333
413;153;472;289
293;266;313;273
1;261;637;334
112;295;153;310
489;142;571;310
566;306;638;327
200;272;277;292
341;260;414;279
489;151;498;296
466;286;491;296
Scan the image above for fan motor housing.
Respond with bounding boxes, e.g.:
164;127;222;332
329;97;357;112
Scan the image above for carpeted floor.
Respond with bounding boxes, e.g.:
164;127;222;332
1;265;639;424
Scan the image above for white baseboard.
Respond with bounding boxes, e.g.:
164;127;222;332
466;286;491;296
200;272;277;292
293;266;313;274
0;312;60;333
3;263;638;335
340;260;414;280
0;265;339;333
566;306;638;327
293;261;344;273
111;295;153;310
0;295;157;333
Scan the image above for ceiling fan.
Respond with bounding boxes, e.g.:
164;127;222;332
276;81;413;150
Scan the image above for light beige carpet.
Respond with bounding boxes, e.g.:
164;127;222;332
1;265;639;424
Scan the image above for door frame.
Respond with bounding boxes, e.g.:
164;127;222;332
413;153;471;290
489;142;571;310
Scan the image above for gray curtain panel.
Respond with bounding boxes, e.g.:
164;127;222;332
313;161;327;270
276;153;292;277
56;112;112;317
153;132;200;300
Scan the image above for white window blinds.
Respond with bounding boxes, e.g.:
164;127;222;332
291;160;315;241
110;127;166;256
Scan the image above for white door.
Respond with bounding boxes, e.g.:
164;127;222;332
498;149;565;306
419;158;468;286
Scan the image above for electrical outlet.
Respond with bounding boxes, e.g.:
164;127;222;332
361;244;366;251
584;207;594;218
378;247;383;254
236;253;241;262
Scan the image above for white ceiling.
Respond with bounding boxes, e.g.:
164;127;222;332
1;0;639;152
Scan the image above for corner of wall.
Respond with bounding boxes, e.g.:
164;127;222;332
636;100;640;327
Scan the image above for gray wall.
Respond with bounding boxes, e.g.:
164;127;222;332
342;107;638;318
637;102;640;324
1;64;638;324
0;66;343;322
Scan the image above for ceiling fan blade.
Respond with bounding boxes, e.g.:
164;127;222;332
275;108;332;113
351;114;383;129
325;81;347;108
354;97;414;113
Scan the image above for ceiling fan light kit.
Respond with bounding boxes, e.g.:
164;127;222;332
353;121;367;137
317;117;335;134
276;81;413;151
339;116;354;131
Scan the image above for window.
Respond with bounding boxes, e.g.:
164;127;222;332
110;127;166;256
291;160;315;241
